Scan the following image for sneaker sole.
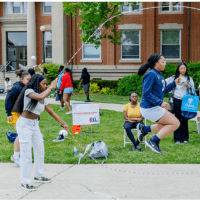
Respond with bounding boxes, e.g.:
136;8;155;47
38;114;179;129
53;139;64;142
136;124;143;142
21;186;36;192
145;141;162;154
34;180;51;183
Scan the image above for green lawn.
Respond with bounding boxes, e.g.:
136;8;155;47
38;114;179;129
71;93;169;104
0;98;199;164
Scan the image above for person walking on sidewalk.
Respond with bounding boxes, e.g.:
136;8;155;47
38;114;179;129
12;74;69;191
165;63;194;144
123;91;148;151
5;70;31;166
137;54;181;154
79;68;91;102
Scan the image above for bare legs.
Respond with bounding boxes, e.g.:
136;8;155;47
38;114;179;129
63;93;72;112
151;110;180;139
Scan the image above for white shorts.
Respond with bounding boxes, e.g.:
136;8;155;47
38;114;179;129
140;106;166;122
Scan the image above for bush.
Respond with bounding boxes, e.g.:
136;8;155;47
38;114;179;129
89;83;100;93
100;87;110;95
40;63;65;85
116;62;200;96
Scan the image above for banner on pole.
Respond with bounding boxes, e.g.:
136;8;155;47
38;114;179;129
72;103;100;125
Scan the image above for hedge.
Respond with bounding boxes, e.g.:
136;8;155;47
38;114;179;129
116;62;200;96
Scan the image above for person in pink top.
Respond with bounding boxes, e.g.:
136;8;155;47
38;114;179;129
60;68;74;114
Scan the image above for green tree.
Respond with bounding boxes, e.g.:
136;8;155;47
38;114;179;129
62;2;139;48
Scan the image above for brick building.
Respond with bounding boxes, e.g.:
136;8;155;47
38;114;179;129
0;2;200;82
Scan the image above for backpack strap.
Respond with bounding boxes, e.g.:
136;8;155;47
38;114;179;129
78;142;94;165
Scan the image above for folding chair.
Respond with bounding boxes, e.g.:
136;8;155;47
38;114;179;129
124;118;147;148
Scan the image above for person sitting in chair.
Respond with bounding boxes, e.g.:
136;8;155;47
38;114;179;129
123;91;147;151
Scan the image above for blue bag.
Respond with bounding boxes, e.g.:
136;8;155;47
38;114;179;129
181;87;199;119
0;88;4;93
6;132;18;143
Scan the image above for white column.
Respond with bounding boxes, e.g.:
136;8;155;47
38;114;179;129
27;2;36;67
52;2;68;64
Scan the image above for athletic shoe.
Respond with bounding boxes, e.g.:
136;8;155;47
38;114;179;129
34;177;51;183
145;140;162;154
21;184;36;192
132;146;136;151
175;141;181;144
137;123;145;142
183;141;188;144
58;107;65;111
136;144;141;151
85;99;91;102
65;111;72;114
10;155;20;166
53;134;64;142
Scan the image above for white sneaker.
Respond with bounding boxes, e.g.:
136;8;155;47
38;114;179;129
11;155;20;166
65;111;72;114
58;107;65;111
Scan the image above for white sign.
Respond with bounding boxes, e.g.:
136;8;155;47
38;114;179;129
72;103;100;125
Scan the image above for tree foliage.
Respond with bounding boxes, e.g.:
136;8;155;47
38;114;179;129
62;2;139;48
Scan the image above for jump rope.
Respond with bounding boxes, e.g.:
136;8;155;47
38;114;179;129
61;5;200;175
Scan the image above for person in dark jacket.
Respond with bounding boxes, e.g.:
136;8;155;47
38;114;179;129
5;70;31;166
136;54;181;154
79;68;91;102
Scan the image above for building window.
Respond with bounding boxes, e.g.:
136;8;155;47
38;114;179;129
159;2;183;14
161;30;180;59
121;2;142;14
45;31;52;59
82;32;101;60
43;2;51;14
121;30;140;59
5;2;27;14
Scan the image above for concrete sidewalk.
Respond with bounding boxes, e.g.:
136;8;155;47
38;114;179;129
1;163;200;199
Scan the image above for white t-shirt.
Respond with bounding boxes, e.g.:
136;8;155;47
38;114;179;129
4;81;11;90
165;75;194;100
23;89;48;115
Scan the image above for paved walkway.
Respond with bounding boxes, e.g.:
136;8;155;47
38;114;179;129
1;93;200;199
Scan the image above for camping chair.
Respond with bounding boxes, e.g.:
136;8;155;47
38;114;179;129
124;118;147;148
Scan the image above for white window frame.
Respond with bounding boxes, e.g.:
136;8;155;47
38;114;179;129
120;30;141;61
44;31;52;60
160;29;181;61
121;2;143;15
5;2;27;14
159;2;183;14
81;31;101;61
43;2;52;14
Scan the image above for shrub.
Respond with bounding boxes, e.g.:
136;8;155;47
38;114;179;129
100;87;110;95
79;89;84;94
89;83;100;93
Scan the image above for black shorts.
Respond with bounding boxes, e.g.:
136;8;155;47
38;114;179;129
57;90;63;100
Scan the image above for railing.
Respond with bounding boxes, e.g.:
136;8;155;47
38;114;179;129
0;61;12;79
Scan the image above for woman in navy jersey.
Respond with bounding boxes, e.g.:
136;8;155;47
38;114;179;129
136;54;181;154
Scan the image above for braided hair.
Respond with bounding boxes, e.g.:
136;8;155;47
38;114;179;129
12;74;45;114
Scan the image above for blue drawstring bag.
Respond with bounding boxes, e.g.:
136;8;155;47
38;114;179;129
181;87;199;119
6;132;18;143
0;88;4;93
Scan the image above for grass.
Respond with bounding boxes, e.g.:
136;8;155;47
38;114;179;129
0;96;200;164
71;93;169;104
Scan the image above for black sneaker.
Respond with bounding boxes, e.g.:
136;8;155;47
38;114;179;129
137;123;145;142
136;144;141;151
53;134;64;142
85;99;91;102
145;140;162;154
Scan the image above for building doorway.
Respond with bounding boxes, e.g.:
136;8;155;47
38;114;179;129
6;32;27;70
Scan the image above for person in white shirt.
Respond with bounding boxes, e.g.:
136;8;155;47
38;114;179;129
166;63;194;144
4;77;11;93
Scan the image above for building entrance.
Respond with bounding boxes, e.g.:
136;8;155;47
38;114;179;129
7;32;27;70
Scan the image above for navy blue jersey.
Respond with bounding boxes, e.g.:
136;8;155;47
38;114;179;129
140;68;176;109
